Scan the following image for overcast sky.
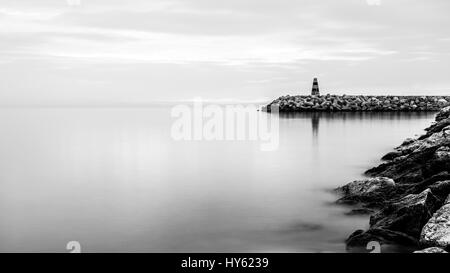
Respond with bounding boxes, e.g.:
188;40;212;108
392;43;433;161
0;0;449;105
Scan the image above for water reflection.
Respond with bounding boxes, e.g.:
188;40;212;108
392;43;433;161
278;111;437;144
311;113;320;141
0;108;438;252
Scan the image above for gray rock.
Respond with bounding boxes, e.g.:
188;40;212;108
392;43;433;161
414;247;448;253
422;119;450;139
265;96;450;113
337;177;395;195
401;138;416;146
336;177;396;205
436;106;450;122
370;189;441;238
429;180;450;200
420;195;450;248
408;172;450;195
335;106;450;251
392;155;408;164
382;151;403;161
366;126;450;183
411;127;450;154
434;146;450;161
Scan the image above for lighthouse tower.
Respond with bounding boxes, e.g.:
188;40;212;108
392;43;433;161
311;78;320;96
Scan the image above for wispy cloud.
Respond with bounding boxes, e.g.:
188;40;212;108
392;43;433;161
0;0;449;104
0;4;397;65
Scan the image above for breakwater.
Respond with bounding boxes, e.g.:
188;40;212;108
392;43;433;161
264;95;450;112
336;106;450;253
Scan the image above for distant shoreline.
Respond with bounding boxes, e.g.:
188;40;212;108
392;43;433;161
264;95;450;112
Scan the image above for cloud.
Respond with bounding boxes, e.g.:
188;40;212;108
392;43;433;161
3;27;396;65
0;0;449;104
0;1;399;65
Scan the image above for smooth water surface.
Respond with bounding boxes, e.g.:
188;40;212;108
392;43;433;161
0;107;436;252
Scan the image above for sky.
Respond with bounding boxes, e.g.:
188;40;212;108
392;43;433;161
0;0;449;105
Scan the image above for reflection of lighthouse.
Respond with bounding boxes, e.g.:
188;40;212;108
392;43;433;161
311;78;320;96
312;113;320;140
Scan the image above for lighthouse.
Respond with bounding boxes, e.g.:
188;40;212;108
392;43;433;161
311;78;320;96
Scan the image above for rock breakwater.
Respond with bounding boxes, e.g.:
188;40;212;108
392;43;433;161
264;95;450;112
336;106;450;253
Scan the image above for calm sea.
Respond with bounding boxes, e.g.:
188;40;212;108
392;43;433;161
0;106;436;252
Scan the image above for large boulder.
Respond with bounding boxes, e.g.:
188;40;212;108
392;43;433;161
401;138;416;147
366;123;450;183
436;106;450;122
408;172;450;196
438;99;449;106
420;195;450;248
433;146;450;166
366;132;450;184
336;177;395;195
382;151;403;161
370;189;441;238
422;119;450;139
414;247;448;253
336;177;396;205
408;126;450;154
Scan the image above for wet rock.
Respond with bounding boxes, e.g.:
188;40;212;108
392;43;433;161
336;177;396;205
411;127;450;154
370;189;441;238
346;228;419;247
408;171;450;195
414;247;448;253
366;130;450;183
421;119;450;139
382;151;403;161
365;148;435;184
436;106;450;122
337;177;395;195
434;146;450;162
401;138;416;146
420;195;450;248
392;155;408;164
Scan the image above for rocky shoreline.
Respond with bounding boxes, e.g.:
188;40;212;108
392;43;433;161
264;95;450;112
336;106;450;253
